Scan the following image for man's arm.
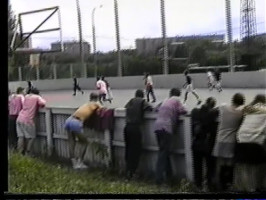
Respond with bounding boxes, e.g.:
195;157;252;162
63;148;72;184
37;96;46;107
143;100;153;111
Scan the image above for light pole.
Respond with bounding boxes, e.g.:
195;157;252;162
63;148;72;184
114;0;122;77
76;0;85;77
92;5;103;77
160;0;168;74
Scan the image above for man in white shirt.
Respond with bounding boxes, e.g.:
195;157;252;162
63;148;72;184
145;73;156;103
207;70;215;91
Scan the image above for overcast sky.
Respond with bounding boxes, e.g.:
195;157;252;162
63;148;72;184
10;0;265;52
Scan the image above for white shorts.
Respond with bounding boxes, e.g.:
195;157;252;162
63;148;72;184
185;84;194;93
16;121;36;139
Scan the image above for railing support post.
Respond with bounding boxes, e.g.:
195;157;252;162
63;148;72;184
45;108;53;157
184;115;193;181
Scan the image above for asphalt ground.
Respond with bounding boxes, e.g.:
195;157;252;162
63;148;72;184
40;88;265;111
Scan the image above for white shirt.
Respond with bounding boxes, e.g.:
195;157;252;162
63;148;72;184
146;75;153;86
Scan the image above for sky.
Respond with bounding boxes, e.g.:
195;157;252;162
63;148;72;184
10;0;266;52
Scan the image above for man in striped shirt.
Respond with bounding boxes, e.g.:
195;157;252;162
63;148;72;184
8;87;25;149
16;88;46;155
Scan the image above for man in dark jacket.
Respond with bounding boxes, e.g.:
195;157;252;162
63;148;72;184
191;97;219;191
124;89;153;180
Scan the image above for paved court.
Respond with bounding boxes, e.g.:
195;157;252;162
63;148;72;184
40;88;265;112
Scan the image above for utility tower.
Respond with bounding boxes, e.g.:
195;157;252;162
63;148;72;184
240;0;257;41
240;0;257;70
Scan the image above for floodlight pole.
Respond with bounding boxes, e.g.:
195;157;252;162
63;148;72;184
160;0;168;74
114;0;122;77
92;5;103;77
76;0;85;77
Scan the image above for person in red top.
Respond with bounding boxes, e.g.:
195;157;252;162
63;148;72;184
8;87;25;149
16;88;46;155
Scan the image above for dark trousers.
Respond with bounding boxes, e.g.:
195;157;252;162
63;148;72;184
192;150;216;188
73;84;83;94
156;131;173;184
8;115;18;149
124;124;142;178
146;86;156;102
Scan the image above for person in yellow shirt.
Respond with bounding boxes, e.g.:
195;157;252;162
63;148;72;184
64;92;102;169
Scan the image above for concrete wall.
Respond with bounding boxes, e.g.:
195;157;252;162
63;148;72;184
8;71;266;92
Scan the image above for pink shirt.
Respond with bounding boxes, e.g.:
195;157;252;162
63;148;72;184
9;94;25;116
96;80;107;94
17;94;46;125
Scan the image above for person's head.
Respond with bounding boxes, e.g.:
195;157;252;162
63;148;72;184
146;72;150;78
96;76;100;81
205;97;216;108
169;88;181;97
184;70;188;76
90;92;99;101
101;76;105;81
16;87;24;94
135;89;144;98
231;93;245;107
250;94;266;105
30;87;40;95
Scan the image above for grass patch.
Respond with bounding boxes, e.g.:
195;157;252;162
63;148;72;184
8;152;197;193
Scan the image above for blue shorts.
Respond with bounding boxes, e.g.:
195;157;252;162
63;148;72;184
64;116;83;134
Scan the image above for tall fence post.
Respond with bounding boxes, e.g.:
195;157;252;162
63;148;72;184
36;66;40;80
184;115;193;182
45;108;53;157
83;63;87;78
70;64;73;78
18;66;22;81
53;64;57;80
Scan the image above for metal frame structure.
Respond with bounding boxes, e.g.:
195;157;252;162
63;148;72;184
10;6;63;54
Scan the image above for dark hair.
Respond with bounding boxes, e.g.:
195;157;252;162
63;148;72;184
27;81;32;86
206;97;216;108
232;93;245;106
96;76;100;81
170;88;181;97
90;92;99;101
135;89;144;98
101;76;105;80
31;87;40;95
16;87;24;94
251;94;266;105
184;70;188;75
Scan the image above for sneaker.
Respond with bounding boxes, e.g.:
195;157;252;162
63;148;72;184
77;159;88;169
73;93;76;96
71;158;79;169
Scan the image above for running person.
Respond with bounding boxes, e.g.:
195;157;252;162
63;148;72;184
214;69;222;92
183;70;202;105
145;73;156;103
207;70;215;91
73;75;84;96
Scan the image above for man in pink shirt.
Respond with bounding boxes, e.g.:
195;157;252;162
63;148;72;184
8;87;25;149
96;76;109;104
16;88;46;155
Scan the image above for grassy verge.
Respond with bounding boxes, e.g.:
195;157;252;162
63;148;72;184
8;152;196;193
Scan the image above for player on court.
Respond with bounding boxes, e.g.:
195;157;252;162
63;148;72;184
183;70;202;105
96;76;111;104
214;69;222;92
207;70;215;91
73;75;84;96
